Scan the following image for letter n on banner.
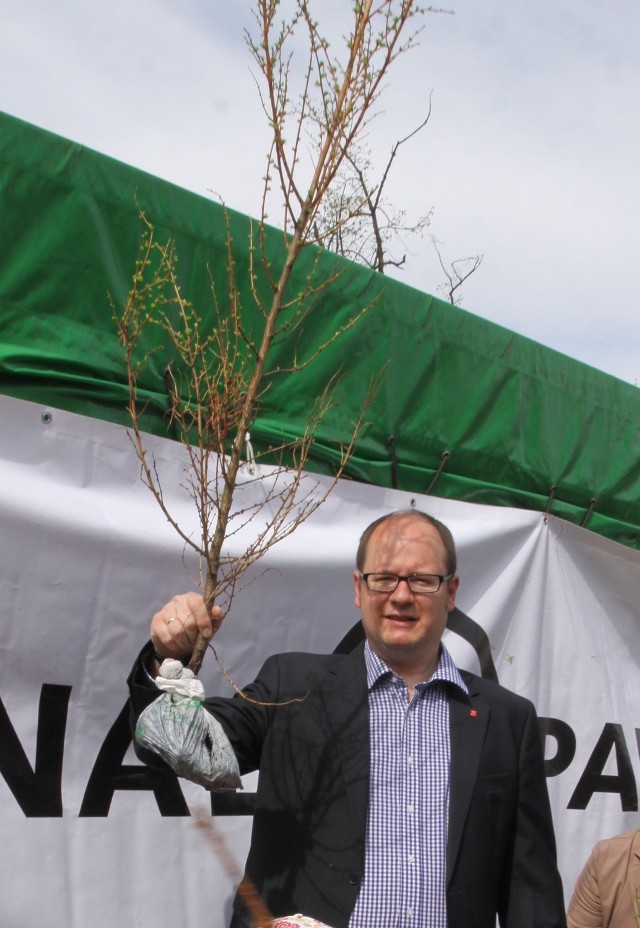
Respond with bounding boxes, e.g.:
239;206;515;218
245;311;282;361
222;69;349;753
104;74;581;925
0;684;71;817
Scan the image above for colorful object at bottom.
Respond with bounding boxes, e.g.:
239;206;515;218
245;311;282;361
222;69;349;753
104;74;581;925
272;916;334;928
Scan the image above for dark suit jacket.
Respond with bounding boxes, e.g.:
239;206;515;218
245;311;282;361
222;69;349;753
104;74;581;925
129;643;566;927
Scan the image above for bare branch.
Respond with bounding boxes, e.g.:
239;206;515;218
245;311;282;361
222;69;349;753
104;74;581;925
115;2;425;689
310;103;434;274
433;239;484;305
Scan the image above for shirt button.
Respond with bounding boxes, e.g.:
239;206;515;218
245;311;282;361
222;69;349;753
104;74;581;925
408;854;415;864
407;756;413;766
406;803;414;814
407;907;414;918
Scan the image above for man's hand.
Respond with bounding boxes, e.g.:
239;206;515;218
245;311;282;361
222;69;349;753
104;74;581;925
149;592;223;661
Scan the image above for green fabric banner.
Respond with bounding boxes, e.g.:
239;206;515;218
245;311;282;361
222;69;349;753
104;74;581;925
1;111;639;548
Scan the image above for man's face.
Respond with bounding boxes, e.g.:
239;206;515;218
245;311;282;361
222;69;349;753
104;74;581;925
353;516;458;672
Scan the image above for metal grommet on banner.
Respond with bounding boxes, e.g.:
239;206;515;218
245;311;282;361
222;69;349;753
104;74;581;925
41;410;53;424
426;450;450;496
581;498;597;528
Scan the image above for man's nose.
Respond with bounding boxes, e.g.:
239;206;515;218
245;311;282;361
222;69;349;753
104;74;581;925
391;578;414;600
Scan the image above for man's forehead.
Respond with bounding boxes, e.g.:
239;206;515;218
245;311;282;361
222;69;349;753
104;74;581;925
367;516;444;557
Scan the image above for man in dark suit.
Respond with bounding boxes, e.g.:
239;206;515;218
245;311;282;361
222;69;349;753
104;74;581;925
129;509;566;927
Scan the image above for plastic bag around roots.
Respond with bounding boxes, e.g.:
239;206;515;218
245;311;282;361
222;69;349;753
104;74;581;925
135;660;241;791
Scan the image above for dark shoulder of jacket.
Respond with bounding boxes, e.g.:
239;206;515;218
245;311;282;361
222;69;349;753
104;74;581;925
458;667;537;713
257;645;363;685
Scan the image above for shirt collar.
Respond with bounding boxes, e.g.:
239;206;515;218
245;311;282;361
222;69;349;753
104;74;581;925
364;639;469;695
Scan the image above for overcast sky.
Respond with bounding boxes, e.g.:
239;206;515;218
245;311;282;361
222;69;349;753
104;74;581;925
3;0;639;384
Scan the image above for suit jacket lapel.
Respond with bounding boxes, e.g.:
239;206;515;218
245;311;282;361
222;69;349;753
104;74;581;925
320;644;370;848
447;675;489;883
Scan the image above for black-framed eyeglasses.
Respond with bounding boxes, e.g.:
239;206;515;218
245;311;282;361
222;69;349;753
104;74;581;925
359;572;453;594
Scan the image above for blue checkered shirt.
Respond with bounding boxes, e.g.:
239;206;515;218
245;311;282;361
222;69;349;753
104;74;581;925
348;641;468;928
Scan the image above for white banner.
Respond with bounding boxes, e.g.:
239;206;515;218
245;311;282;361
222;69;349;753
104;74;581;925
1;395;639;926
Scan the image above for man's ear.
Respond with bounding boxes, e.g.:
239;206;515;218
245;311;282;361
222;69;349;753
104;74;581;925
447;575;460;612
353;570;362;609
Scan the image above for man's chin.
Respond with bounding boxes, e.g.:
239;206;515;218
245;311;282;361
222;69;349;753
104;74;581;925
380;630;420;651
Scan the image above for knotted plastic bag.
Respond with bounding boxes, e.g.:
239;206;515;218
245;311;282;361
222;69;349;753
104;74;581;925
135;659;241;790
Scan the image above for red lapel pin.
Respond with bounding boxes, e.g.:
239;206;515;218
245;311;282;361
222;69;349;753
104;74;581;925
470;709;478;717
